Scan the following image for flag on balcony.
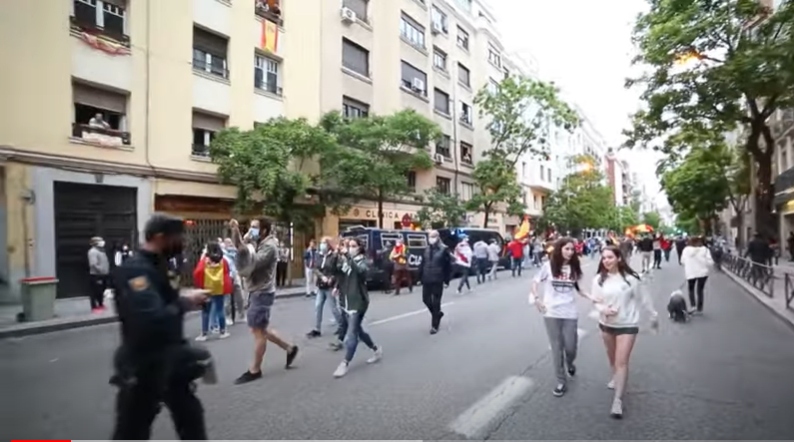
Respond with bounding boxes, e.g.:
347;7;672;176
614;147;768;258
261;20;279;53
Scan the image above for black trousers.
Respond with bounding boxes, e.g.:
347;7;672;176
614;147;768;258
687;276;708;311
422;282;444;329
112;379;207;440
276;262;288;287
89;274;106;309
653;250;662;268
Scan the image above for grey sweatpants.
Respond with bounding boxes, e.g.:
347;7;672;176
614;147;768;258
543;317;578;384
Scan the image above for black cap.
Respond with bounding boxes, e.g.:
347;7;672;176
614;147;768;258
144;213;185;241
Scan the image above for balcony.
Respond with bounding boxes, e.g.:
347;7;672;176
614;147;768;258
70;0;130;46
255;0;283;26
72;123;130;147
192;144;210;157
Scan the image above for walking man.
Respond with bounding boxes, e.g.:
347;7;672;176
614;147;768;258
418;230;452;334
88;236;110;312
231;218;299;384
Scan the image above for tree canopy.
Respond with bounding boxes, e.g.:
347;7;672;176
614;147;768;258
466;157;525;228
474;75;580;165
624;0;794;236
541;155;615;233
415;189;468;229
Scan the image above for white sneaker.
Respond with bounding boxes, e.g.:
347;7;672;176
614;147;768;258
227;317;234;325
333;361;349;378
607;379;615;390
219;331;231;339
610;398;623;419
195;334;208;342
367;346;383;364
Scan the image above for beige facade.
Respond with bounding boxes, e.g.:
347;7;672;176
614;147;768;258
0;0;512;301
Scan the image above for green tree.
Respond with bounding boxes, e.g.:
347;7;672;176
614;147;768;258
319;110;440;228
475;75;580;165
209;117;335;229
641;211;663;231
466;157;524;228
606;205;641;232
624;0;794;236
415;189;468;228
542;155;615;233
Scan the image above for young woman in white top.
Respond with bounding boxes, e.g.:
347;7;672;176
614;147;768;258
592;245;658;419
530;238;595;397
679;236;713;314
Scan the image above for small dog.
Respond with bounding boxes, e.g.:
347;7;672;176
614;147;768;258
667;289;688;323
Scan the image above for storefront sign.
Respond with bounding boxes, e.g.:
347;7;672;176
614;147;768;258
346;207;416;221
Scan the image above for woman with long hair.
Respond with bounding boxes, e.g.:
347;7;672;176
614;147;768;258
680;236;713;315
530;237;594;397
592;245;658;418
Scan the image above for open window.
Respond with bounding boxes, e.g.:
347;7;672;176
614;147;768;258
72;82;130;146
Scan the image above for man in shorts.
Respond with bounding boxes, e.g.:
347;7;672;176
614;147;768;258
231;218;299;385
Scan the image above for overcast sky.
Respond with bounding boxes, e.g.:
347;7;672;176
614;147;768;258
490;0;666;206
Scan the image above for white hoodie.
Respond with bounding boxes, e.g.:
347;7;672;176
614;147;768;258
681;245;713;280
455;242;473;268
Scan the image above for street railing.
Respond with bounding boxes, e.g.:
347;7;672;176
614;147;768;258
722;253;775;298
784;274;794;309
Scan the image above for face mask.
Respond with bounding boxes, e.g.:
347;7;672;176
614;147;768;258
97;241;105;248
249;228;260;239
319;243;328;252
349;247;359;256
429;237;438;245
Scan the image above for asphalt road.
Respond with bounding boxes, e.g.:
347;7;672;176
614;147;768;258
2;255;794;440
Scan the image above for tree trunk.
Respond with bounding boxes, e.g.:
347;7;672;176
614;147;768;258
749;128;775;238
736;211;745;250
482;204;491;228
377;190;384;229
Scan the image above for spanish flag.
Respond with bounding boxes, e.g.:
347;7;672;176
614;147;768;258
261;20;279;53
514;216;530;241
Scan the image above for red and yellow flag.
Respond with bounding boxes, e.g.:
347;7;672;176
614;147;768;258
261;20;279;53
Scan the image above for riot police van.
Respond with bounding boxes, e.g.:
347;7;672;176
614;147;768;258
437;227;511;271
341;226;428;287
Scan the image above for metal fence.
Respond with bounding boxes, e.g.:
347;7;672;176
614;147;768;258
784;274;794;309
722;253;775;298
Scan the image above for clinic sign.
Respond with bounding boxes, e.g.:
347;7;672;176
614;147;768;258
347;207;416;221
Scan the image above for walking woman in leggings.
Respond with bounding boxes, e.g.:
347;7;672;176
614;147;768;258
680;236;713;315
591;245;658;418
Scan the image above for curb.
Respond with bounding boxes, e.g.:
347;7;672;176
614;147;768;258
721;270;794;331
0;291;308;340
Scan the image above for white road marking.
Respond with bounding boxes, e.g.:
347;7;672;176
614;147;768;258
49;358;59;363
368;302;455;326
448;375;535;438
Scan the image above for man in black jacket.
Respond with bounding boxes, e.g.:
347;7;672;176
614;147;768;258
111;214;209;440
419;230;452;334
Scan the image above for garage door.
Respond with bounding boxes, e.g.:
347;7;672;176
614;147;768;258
54;182;137;299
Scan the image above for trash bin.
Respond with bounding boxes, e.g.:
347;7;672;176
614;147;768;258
20;277;59;322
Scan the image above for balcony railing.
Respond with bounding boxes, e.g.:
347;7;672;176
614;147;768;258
72;123;130;146
255;78;283;96
255;0;283;25
192;57;229;80
192;144;210;157
70;15;130;46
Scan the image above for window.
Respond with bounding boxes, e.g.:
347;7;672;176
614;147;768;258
522;161;527;177
254;0;283;25
193;27;229;79
343;96;370;119
343;0;368;22
406;171;417;191
400;13;426;49
433;47;448;71
407;234;428;249
534;195;540;210
488;47;502;68
540;165;545;180
457;26;469;50
72;81;130;146
72;0;128;42
503;68;510;80
455;0;472;11
342;38;370;77
434;89;450;115
488;79;499;94
460;142;473;165
460;102;472;125
436;134;452;157
458;63;471;87
254;54;281;95
431;6;448;34
437;177;452;195
401;61;427;95
461;182;475;201
547;168;552;182
192;112;226;157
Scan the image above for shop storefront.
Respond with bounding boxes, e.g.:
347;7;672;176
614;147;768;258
335;204;421;233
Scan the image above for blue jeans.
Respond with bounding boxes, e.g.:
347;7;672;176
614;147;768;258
511;257;523;276
201;295;227;333
344;310;376;363
315;288;342;332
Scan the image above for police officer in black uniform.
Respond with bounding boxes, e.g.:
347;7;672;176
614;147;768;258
111;214;210;440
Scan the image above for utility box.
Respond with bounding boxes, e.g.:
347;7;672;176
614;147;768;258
20;277;59;322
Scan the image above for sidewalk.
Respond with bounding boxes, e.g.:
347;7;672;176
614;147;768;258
722;260;794;329
0;283;308;339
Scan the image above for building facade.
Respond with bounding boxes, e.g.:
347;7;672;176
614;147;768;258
0;0;516;302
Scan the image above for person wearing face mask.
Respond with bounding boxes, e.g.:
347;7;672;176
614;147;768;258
332;238;383;378
110;214;211;439
418;230;452;334
88;236;110;312
193;242;233;341
222;237;245;325
307;237;343;338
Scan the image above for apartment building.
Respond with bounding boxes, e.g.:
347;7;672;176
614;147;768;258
604;148;626;207
0;0;511;301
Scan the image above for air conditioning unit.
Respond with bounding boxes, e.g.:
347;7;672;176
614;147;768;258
431;22;443;34
433;153;445;164
411;78;425;92
340;7;357;23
